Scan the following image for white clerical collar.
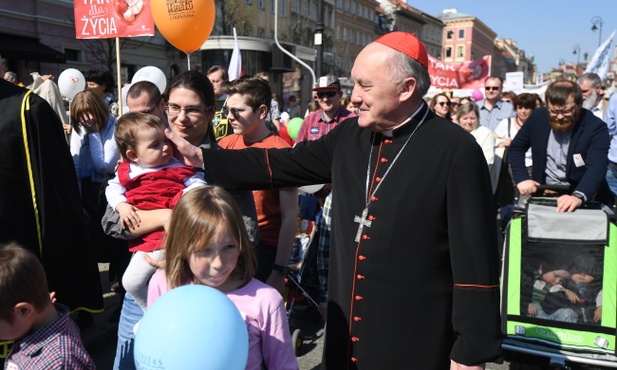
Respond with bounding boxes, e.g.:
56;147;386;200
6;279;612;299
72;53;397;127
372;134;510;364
382;102;425;138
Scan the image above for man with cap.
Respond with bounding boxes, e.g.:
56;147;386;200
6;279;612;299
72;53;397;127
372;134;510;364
295;74;356;143
166;32;502;369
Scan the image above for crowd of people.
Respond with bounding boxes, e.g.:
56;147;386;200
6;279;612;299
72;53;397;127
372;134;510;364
2;30;617;370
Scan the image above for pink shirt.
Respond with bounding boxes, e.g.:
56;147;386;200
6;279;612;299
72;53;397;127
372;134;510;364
148;270;298;370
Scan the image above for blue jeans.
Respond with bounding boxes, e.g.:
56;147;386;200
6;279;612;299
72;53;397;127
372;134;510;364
606;167;617;197
113;293;144;370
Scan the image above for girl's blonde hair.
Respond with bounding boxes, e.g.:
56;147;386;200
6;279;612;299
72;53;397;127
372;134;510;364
164;186;257;289
69;90;110;135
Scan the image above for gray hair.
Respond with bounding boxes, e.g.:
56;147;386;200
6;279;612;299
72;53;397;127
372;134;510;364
578;73;602;87
4;71;17;83
386;49;430;98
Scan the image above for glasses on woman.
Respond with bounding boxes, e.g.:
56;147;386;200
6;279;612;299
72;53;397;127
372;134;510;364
221;106;249;120
437;101;450;107
166;104;209;118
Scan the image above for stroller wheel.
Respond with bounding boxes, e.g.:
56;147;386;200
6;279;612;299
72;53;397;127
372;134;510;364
292;328;303;356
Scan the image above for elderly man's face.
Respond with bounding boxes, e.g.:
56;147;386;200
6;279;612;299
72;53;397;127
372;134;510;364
350;43;409;131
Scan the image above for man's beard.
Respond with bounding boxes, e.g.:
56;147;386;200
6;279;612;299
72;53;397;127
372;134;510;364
582;89;598;110
549;109;579;133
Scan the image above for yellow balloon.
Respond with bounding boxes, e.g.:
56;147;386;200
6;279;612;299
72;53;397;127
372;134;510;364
151;0;216;54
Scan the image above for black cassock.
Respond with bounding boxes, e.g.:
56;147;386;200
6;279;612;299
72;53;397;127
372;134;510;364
0;80;103;312
202;105;502;369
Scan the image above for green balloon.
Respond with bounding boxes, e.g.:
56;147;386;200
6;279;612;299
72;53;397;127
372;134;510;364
287;117;303;140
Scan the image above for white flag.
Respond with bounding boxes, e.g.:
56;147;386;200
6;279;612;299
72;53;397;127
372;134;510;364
584;30;616;80
228;28;242;81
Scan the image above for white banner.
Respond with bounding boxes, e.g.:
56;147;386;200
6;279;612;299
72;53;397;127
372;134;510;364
584;30;616;80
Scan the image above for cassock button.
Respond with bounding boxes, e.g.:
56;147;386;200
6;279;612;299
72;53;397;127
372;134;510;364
380;157;388;163
351;357;358;362
368;215;375;221
355;295;363;301
351;337;360;342
384;139;392;144
375;177;381;182
361;234;369;240
357;274;365;280
353;316;362;322
358;255;366;260
371;196;378;202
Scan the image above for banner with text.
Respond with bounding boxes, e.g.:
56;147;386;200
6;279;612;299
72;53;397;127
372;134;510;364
74;0;155;39
428;55;491;89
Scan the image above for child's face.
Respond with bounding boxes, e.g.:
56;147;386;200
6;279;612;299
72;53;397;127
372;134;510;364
188;229;240;292
0;307;31;341
541;269;570;286
226;94;265;138
129;126;173;168
572;273;594;284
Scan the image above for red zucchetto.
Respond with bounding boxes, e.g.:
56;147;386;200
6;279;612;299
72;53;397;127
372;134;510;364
374;32;428;69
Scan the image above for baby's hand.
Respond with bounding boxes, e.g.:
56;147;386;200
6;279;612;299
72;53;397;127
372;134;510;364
528;303;538;317
564;289;580;304
594;305;603;322
117;202;140;230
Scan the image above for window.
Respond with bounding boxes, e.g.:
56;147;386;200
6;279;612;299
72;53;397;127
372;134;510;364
336;0;342;8
446;30;453;39
245;0;252;4
258;0;264;7
344;0;349;11
457;45;464;58
445;47;452;58
458;29;465;38
281;0;287;16
291;0;298;12
303;0;309;16
258;29;264;38
310;0;316;20
270;0;274;13
64;48;83;63
350;1;355;14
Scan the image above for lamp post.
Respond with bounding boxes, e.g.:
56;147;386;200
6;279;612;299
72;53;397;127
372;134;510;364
572;44;581;65
591;16;603;47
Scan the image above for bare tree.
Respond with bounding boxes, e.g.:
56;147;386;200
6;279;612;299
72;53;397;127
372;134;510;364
214;0;255;36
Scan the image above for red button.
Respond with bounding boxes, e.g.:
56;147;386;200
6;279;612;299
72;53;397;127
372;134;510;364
385;139;392;144
380;157;388;163
368;215;375;221
362;235;369;240
351;357;358;362
371;196;378;202
355;295;363;301
358;255;366;260
375;177;381;182
351;337;360;342
353;316;362;322
357;274;365;280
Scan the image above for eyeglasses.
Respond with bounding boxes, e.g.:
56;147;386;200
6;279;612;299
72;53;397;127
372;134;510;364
166;104;209;118
437;101;450;107
548;105;577;116
450;102;460;107
485;86;500;91
315;91;338;99
138;98;162;115
221;106;249;120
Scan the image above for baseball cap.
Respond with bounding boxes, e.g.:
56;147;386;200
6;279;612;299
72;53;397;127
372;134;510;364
312;74;341;91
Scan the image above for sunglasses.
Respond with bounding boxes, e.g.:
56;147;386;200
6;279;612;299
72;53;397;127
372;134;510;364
221;106;248;120
437;101;450;107
485;86;500;91
315;91;338;99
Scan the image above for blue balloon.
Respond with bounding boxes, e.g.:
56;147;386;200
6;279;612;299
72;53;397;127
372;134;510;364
134;285;248;370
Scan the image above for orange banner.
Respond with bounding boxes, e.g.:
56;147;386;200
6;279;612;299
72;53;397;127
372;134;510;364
74;0;155;39
428;55;491;89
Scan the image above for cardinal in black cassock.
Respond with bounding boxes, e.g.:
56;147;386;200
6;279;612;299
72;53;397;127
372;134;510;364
0;79;103;313
169;32;502;369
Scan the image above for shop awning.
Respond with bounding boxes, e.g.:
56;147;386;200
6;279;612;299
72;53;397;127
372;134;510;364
0;34;66;63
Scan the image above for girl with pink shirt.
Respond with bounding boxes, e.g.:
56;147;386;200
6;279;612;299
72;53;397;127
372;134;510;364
147;186;298;370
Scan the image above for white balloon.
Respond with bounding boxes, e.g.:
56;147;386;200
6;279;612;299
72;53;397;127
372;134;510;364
131;66;167;94
57;68;86;100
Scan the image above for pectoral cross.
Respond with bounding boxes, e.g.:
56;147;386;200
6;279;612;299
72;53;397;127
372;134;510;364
354;208;372;242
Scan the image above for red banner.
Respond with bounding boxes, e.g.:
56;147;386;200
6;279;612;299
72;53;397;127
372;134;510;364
428;55;491;89
74;0;155;39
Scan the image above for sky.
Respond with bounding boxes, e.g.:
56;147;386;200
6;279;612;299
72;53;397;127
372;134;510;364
414;1;617;75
